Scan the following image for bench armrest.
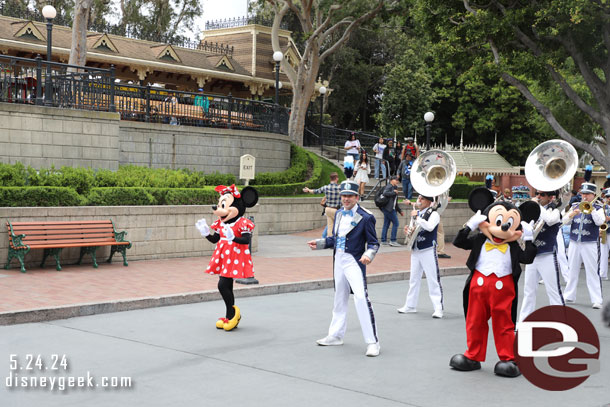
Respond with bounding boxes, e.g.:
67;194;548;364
7;222;28;249
111;220;132;247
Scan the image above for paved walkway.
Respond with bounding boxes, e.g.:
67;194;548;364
0;228;469;324
1;275;608;407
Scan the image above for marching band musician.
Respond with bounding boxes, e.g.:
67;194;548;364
563;182;604;309
600;188;610;281
517;190;565;324
397;194;444;318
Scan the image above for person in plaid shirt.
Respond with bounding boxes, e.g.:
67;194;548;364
304;172;342;236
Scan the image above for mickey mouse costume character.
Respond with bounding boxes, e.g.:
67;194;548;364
450;187;539;377
195;184;258;331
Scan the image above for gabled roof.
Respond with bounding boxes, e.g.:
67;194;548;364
448;150;519;176
12;21;45;42
88;33;119;53
0;15;254;80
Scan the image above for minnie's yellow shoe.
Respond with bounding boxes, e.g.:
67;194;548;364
216;318;228;329
223;306;241;331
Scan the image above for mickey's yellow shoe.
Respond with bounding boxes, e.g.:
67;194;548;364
216;318;228;329
223;306;241;331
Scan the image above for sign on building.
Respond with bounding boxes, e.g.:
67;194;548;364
240;154;255;185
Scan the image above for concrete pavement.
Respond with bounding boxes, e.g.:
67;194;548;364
0;273;608;407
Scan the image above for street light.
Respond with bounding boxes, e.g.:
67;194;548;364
319;86;327;154
424;111;435;150
272;51;283;133
42;5;56;107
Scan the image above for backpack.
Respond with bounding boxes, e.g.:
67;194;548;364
374;187;389;209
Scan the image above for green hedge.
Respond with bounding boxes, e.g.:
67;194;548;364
249;145;309;185
0;145;338;206
450;181;485;199
0;186;83;207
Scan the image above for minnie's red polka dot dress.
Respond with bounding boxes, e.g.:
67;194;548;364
205;217;254;278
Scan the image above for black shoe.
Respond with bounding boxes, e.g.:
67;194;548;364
494;361;521;378
438;253;451;259
449;354;481;371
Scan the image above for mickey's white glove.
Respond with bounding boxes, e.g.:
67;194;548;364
195;218;210;237
223;223;235;242
521;220;535;241
466;210;487;231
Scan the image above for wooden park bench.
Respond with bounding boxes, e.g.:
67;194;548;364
4;220;132;273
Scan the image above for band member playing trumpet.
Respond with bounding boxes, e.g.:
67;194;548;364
517;190;565;324
563;182;604;309
397;194;444;318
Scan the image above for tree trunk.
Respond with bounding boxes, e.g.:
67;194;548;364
288;45;320;145
69;0;94;69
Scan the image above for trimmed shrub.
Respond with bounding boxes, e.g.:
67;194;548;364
0;186;83;207
151;188;217;205
250;144;309;185
203;172;236;187
450;181;485;199
0;162;27;186
86;187;156;206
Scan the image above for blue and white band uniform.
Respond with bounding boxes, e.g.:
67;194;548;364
518;203;565;323
313;204;380;345
403;209;444;313
563;202;604;306
569;202;602;242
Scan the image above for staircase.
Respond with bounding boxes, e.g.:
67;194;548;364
303;146;414;202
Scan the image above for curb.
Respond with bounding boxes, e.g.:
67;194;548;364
0;266;469;326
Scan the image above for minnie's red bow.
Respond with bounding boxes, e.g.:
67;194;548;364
215;184;241;198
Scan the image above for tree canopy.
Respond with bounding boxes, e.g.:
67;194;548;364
407;0;610;169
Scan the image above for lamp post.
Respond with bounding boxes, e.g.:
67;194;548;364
424;111;435;151
272;51;283;133
42;5;56;107
319;86;327;154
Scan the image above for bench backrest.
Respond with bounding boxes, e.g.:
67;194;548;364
7;220;117;249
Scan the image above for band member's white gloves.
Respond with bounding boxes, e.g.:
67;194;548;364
592;208;606;226
223;223;235;242
195;218;210;237
466;210;487;230
541;207;561;226
521;220;535;241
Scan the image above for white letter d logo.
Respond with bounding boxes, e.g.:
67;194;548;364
518;322;577;357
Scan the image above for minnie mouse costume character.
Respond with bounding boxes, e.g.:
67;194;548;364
195;184;258;331
450;187;539;377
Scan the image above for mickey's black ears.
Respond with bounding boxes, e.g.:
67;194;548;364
518;201;541;223
241;186;259;208
468;187;495;212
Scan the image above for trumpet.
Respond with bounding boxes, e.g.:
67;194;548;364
600;223;608;244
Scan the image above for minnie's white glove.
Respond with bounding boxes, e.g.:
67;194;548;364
195;218;210;237
223;223;235;242
521;220;535;241
466;210;487;231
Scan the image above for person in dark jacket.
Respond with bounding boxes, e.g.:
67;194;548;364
380;176;404;246
383;140;397;176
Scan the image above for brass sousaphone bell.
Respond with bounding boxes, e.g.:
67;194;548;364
405;149;457;249
524;139;578;239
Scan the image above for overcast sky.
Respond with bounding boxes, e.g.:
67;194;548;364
194;0;249;36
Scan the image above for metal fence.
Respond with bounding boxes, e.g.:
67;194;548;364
0;54;289;134
0;54;114;110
